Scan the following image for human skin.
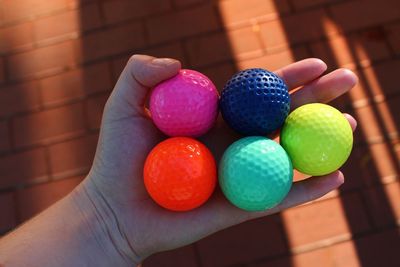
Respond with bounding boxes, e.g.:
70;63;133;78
0;55;357;266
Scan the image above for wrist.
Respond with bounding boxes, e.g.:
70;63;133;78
0;178;140;267
71;179;142;266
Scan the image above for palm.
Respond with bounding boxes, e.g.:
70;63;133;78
84;55;357;259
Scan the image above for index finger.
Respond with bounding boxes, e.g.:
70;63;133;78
274;58;327;90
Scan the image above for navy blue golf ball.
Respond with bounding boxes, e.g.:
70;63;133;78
220;68;290;136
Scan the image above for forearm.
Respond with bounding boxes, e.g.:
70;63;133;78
0;183;137;267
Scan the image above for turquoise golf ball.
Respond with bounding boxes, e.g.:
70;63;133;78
280;103;353;176
219;137;293;211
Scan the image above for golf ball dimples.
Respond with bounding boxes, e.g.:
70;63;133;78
280;103;353;176
150;69;219;137
220;68;290;136
144;137;216;211
219;137;293;211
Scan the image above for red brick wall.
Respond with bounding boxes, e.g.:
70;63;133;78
0;0;399;266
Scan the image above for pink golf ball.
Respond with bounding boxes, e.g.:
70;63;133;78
150;69;219;137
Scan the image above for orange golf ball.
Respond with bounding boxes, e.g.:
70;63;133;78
144;137;217;211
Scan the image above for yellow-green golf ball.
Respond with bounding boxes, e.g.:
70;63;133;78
280;103;353;176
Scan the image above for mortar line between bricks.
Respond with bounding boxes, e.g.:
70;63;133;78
44;145;54;181
180;39;191;67
381;24;400;58
168;0;179;10
324;3;337;28
349;64;400;178
245;224;400;266
7;116;15;152
0;169;88;194
19;175;85;190
351;95;400;110
12;186;21;225
358;187;381;230
169;0;178;10
107;58;119;85
0;184;17;194
257;16;400;49
51;167;91;181
2;13;278;59
1;25;114;58
323;14;400;38
253;25;395;60
0;186;20;195
300;45;314;63
213;1;226;30
251;20;268;58
0;175;49;195
237;248;291;267
1;37;80;58
292;224;400;255
0;2;95;29
36;76;46;113
0;182;398;250
171;34;391;70
90;1;218;36
292;182;399;212
289;0;347;14
274;214;294;258
199;58;239;74
82;98;92;135
145;28;232;50
101;0;180;26
5;64;81;86
2;89;110;119
383;18;400;27
182;26;269;67
193;55;254;71
8;19;396;81
140;19;150;49
330;177;399;200
193;243;204;267
286;0;296;13
313;191;378;214
171;0;207;11
141;23;152;51
0;130;97;158
0;3;398;59
0;60;94;88
220;13;281;32
33;32;80;51
0;34;235;86
36;16;398;57
96;0;107;27
2;55;9;85
0;42;47;57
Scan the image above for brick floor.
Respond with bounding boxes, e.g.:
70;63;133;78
196;216;287;267
0;0;399;266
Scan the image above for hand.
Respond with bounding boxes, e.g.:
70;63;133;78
81;55;358;264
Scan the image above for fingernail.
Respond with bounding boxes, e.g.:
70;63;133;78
152;58;177;66
337;171;345;185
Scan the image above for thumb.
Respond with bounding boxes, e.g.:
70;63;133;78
106;54;181;118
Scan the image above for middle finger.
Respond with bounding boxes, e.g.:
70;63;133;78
290;68;358;110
